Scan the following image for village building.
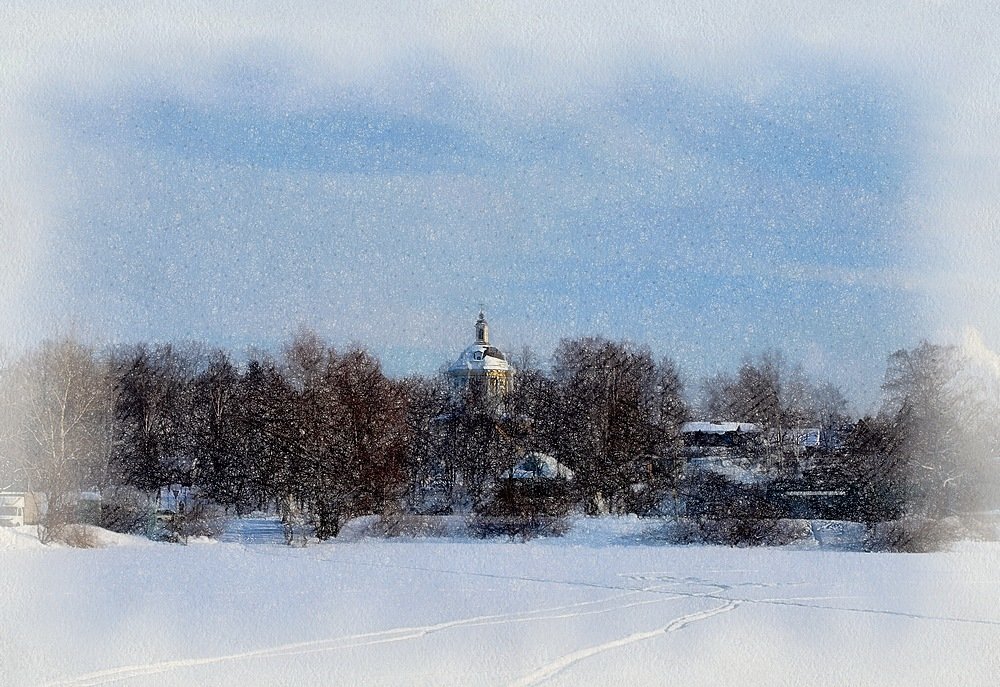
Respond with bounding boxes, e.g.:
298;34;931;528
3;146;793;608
681;421;763;448
681;421;767;485
0;492;41;527
447;311;515;398
510;452;575;481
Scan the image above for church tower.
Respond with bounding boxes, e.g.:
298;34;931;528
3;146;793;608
475;310;490;345
447;311;514;398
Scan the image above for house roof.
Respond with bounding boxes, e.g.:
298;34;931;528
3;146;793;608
682;421;762;434
512;452;575;480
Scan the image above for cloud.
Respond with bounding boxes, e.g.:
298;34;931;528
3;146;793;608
88;96;493;174
2;1;999;409
962;326;1000;381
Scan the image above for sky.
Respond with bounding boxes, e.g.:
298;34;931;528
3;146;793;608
3;2;1000;412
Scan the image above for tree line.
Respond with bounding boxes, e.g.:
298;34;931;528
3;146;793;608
0;331;996;547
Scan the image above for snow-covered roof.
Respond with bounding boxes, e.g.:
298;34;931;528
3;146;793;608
687;457;766;485
793;428;822;447
682;421;762;434
512;453;575;480
448;343;514;374
448;311;515;377
0;493;26;507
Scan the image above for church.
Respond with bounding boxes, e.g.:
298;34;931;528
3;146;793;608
447;311;515;398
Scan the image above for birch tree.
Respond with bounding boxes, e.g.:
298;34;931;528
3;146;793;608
11;338;108;539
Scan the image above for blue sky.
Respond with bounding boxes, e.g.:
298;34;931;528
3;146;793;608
5;3;1000;412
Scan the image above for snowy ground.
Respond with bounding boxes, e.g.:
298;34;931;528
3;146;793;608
2;517;998;686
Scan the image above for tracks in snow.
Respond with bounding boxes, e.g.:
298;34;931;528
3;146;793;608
40;589;683;687
507;599;742;687
39;551;1000;687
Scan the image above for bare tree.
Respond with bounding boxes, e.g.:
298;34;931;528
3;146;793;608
0;350;21;491
281;332;410;539
280;330;336;538
839;415;907;524
8;338;109;540
330;349;410;522
698;349;816;432
111;343;198;495
552;337;671;514
881;342;970;518
698;350;853;474
400;375;451;512
190;349;244;511
236;353;295;512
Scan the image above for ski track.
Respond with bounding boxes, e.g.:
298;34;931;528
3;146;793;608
36;545;1000;686
39;588;687;687
507;599;742;687
724;594;1000;627
610;569;1000;628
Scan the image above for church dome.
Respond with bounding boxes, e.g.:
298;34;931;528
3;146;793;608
447;311;514;396
448;343;512;373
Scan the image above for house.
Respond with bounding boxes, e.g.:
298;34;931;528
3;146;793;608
0;492;41;527
681;422;769;485
510;452;575;481
681;421;763;447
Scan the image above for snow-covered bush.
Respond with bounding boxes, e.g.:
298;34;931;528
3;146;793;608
470;514;570;541
100;490;154;536
710;517;812;547
470;479;572;541
862;514;999;552
661;516;811;547
162;499;225;544
942;514;1000;541
51;524;100;548
862;517;952;553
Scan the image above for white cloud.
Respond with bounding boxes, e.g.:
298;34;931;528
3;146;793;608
2;1;999;366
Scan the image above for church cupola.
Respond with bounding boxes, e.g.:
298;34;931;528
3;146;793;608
475;311;489;345
447;309;514;399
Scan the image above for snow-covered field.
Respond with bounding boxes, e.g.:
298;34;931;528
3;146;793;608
2;517;998;686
